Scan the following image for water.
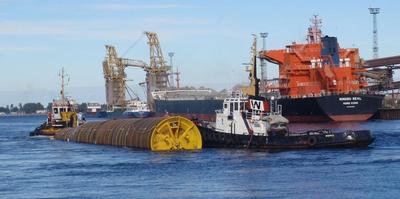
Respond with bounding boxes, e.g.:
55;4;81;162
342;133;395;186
1;116;399;199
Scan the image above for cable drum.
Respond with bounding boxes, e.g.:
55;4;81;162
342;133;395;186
54;116;202;151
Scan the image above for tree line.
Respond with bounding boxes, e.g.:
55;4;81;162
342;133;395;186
0;102;107;114
0;103;46;114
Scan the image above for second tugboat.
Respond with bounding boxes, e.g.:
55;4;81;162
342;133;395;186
30;68;84;136
196;35;374;149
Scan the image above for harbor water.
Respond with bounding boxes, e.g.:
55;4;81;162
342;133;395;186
1;115;399;199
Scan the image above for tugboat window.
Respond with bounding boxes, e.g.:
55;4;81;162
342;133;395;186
234;102;238;111
53;108;58;114
224;103;227;109
230;103;233;112
240;102;245;110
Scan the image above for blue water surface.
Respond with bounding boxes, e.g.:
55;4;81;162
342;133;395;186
0;115;399;199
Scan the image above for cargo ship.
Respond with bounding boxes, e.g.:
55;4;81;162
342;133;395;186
85;102;102;117
259;15;384;122
153;16;384;122
276;94;383;122
153;89;226;121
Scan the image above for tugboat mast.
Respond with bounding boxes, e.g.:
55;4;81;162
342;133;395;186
242;34;260;97
60;67;66;102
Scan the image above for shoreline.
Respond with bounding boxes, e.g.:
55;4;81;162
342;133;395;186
0;113;47;117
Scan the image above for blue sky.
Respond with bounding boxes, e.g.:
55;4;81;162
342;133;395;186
0;0;397;106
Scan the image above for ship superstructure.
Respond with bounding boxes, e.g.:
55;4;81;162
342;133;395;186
260;15;368;97
257;16;384;122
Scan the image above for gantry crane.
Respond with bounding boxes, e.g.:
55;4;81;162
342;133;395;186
103;31;178;111
102;45;147;111
144;31;171;108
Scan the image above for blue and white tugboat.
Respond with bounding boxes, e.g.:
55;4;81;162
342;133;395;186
122;100;153;118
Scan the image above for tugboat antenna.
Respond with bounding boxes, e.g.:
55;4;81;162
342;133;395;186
60;67;66;102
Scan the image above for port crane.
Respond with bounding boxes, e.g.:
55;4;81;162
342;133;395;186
102;31;176;111
102;45;148;110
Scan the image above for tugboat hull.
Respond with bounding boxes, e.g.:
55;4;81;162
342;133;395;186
29;123;61;136
122;111;154;118
198;126;374;149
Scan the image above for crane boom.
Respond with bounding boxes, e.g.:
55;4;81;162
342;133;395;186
103;45;148;110
145;32;170;91
144;32;172;110
102;32;175;112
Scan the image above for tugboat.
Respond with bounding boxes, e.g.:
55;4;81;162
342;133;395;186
196;35;374;149
30;68;84;136
197;92;374;149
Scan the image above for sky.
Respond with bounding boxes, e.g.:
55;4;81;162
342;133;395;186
0;0;398;106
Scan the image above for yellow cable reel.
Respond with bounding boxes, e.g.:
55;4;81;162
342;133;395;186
150;116;202;151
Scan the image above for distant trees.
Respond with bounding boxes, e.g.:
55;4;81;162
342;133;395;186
77;103;88;113
46;103;52;111
0;102;45;114
0;106;10;114
10;104;16;112
22;103;45;114
0;102;107;114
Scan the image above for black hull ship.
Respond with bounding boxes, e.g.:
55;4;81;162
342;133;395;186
154;93;383;123
278;94;384;122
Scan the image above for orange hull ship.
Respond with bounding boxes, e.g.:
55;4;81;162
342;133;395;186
260;16;383;122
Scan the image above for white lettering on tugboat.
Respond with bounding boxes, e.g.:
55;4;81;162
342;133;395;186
339;97;362;108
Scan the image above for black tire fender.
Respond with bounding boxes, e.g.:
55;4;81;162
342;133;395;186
308;136;318;146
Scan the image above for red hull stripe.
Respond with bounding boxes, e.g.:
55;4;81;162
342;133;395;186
328;114;373;122
285;114;373;122
285;115;330;123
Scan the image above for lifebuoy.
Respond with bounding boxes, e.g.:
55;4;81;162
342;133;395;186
308;136;318;146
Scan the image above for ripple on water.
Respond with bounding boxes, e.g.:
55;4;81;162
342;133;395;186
0;116;400;199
